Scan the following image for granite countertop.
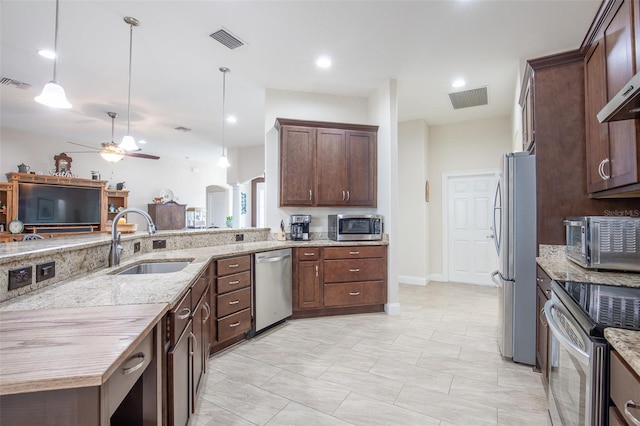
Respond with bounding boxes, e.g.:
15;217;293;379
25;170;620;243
536;244;640;288
604;328;640;377
0;303;167;395
0;237;387;312
537;244;640;377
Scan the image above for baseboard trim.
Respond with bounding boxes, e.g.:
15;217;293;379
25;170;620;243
385;302;400;316
398;275;429;286
429;273;446;282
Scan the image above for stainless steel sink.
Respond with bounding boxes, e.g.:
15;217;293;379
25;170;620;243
115;261;191;275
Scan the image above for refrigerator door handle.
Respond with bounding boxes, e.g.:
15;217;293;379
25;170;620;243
491;270;501;287
492;180;502;256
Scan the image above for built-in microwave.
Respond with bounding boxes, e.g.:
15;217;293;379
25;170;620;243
564;216;640;272
328;214;383;241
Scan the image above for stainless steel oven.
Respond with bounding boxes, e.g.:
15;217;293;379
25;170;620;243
544;280;640;426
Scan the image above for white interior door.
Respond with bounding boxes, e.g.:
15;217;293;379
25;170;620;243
447;173;498;285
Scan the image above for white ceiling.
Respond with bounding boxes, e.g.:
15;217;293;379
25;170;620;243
0;0;601;161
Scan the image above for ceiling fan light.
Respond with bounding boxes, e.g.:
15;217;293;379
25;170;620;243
34;81;71;109
217;154;231;168
119;135;139;152
100;150;125;163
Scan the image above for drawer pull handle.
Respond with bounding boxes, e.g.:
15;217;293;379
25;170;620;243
349;292;360;296
228;263;240;268
349;268;360;272
304;252;315;256
624;400;640;426
229;300;240;305
349;251;360;255
229;321;241;328
229;280;240;285
122;353;145;375
177;308;191;320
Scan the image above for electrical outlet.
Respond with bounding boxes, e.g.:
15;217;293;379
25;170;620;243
152;239;166;249
235;234;244;242
8;266;33;290
133;242;141;253
36;261;55;283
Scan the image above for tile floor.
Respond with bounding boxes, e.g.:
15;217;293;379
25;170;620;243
191;282;549;425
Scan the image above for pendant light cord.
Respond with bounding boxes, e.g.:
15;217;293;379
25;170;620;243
52;0;60;82
126;22;133;136
222;70;226;156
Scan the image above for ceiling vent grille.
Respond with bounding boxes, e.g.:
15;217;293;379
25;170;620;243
209;28;245;50
1;77;31;90
448;87;488;109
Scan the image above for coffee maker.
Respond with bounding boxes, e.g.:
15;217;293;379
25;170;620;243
290;214;311;241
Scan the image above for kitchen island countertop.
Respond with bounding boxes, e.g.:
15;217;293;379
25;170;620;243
604;328;640;377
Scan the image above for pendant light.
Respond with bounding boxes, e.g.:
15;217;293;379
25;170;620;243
119;17;141;152
34;0;71;109
217;67;231;168
100;112;125;162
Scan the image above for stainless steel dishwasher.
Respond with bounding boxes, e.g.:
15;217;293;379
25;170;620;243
254;248;292;332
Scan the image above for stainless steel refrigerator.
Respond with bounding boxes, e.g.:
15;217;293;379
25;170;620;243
491;152;536;365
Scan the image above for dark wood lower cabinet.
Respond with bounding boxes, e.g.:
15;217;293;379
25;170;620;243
535;266;551;384
168;321;192;426
292;245;387;319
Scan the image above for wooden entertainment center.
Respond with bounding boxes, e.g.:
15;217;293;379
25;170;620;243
0;173;128;242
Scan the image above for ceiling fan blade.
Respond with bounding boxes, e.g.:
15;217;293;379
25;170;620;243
65;150;99;154
68;141;99;150
125;152;160;160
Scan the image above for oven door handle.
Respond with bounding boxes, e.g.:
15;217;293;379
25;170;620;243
543;299;590;362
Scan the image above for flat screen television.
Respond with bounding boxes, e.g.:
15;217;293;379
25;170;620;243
18;183;101;226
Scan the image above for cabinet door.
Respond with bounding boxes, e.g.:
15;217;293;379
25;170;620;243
345;130;377;207
521;74;535;152
585;36;611;193
192;290;209;410
168;321;192;426
297;260;321;310
280;126;316;206
316;128;348;206
605;0;640;190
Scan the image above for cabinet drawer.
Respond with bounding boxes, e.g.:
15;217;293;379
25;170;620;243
324;281;386;307
217;270;251;294
104;328;154;418
296;247;320;261
191;275;209;307
169;289;191;346
610;351;640;425
609;406;627;426
218;255;251;276
217;308;251;342
323;258;385;283
323;246;385;260
217;287;251;318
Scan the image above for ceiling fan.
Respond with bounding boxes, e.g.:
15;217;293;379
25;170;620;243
67;112;160;161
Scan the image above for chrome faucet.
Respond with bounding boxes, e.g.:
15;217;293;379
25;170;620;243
110;207;157;267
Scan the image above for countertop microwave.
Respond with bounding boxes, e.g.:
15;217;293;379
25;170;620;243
328;214;383;241
564;216;640;272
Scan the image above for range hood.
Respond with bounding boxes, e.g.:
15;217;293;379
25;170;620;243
597;71;640;123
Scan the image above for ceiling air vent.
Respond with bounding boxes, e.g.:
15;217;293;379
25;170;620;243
1;77;31;90
448;87;488;110
209;28;245;50
174;126;192;132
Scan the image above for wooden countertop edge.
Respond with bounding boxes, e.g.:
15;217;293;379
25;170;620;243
0;303;169;396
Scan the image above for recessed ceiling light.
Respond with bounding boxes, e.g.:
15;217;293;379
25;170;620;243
452;78;466;88
38;49;56;59
226;115;237;124
316;56;332;69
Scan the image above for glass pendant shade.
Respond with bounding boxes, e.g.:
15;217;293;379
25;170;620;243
35;80;71;109
217;153;231;168
119;135;139;152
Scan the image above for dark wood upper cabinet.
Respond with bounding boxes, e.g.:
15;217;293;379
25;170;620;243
276;118;378;208
584;0;640;197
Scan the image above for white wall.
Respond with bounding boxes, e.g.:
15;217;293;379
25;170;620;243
398;120;429;285
0;126;265;228
428;116;512;279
